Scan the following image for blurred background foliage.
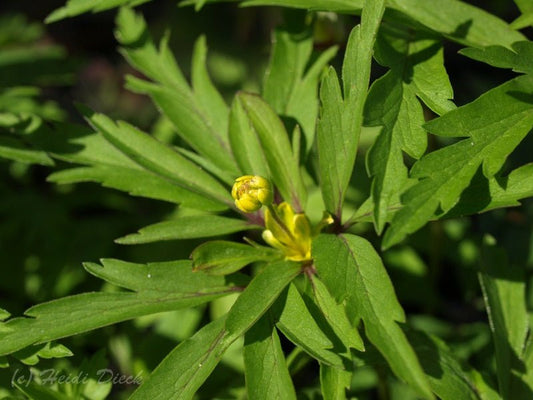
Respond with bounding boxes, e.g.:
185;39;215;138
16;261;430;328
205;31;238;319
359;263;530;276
0;0;531;398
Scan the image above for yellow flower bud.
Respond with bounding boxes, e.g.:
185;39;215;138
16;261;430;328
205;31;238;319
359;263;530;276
231;175;273;213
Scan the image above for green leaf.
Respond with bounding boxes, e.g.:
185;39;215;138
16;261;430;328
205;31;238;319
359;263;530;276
387;0;525;48
514;0;533;14
320;364;351;400
407;330;481;400
12;342;73;366
192;240;279;275
313;234;434;399
132;262;299;400
0;135;54;165
0;308;10;321
241;0;363;13
263;24;337;152
211;0;525;48
479;236;530;399
226;260;301;339
460;41;533;75
116;8;238;175
46;0;150;23
48;165;226;211
364;72;425;232
244;315;297;400
0;260;246;356
228;95;270;177
115;215;259;244
511;12;533;30
237;92;306;211
191;35;229;141
85;111;233;208
444;163;533;218
365;26;455;233
129;317;228;400
273;284;345;368
317;0;385;218
384;75;533;248
310;275;364;352
13;378;71;400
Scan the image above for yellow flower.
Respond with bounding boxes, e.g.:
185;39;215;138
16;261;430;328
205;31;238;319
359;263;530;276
262;202;313;262
231;175;273;213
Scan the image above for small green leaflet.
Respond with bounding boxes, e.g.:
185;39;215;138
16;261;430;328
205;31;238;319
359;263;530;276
115;215;259;244
313;234;434;399
317;0;385;218
0;260;247;356
384;75;533;249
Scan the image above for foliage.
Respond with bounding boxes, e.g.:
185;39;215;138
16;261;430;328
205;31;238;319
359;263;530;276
0;0;532;399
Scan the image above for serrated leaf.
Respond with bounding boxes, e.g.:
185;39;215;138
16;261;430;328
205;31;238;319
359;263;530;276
47;165;226;211
460;41;533;75
317;1;385;219
192;240;279;275
479;237;530;399
387;0;525;48
85;111;233;208
273;284;345;368
196;0;526;48
115;215;259;244
237;92;306;210
445;163;533;218
310;275;364;352
116;8;238;174
225;261;301;339
313;234;434;399
0;260;246;356
244;315;297;400
365;26;454;233
320;364;351;400
364;72;425;232
384;75;533;248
